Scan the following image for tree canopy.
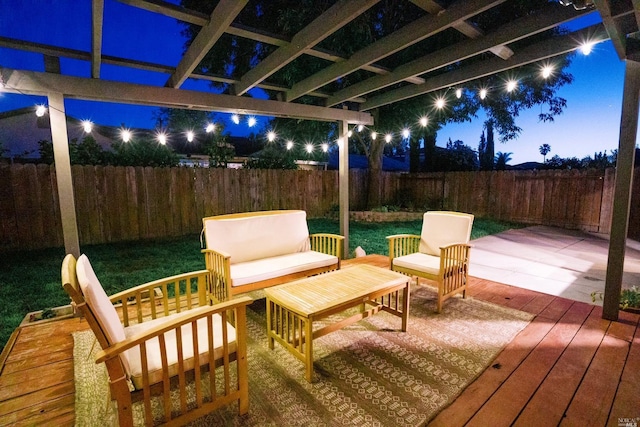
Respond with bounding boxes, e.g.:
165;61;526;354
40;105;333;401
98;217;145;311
178;0;576;206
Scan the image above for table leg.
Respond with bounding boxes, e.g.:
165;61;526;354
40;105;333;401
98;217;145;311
304;318;314;382
401;280;410;332
266;298;274;349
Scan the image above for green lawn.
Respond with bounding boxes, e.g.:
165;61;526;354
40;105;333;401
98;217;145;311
0;217;522;352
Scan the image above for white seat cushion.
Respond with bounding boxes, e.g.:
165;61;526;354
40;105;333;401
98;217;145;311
230;250;337;287
123;311;237;389
393;252;441;276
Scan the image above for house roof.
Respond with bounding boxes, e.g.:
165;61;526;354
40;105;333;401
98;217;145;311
0;107;114;158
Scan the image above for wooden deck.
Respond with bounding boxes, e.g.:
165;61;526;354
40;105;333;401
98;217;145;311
0;254;638;426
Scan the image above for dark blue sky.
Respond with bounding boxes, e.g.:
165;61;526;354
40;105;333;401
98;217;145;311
0;1;631;163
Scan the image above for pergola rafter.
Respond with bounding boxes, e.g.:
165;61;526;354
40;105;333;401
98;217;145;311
285;0;506;102
326;4;593;107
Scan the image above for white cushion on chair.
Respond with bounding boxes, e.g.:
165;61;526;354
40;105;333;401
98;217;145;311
419;211;473;256
123;311;237;389
203;210;311;264
230;250;337;287
76;254;126;345
393;252;441;276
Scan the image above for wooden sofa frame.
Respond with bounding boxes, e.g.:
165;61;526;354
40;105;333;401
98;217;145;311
201;210;344;303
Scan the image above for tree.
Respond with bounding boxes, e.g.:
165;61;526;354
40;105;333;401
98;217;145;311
437;139;478;171
179;0;575;207
539;144;551;162
494;152;513;170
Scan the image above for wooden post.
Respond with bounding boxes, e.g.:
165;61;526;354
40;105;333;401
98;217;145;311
48;92;80;258
604;59;640;320
338;120;349;258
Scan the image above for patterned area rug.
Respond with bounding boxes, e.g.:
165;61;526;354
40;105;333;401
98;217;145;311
73;286;533;426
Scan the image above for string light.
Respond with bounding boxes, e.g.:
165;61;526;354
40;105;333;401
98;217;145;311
580;42;594;55
419;117;428;127
479;88;488;100
186;130;194;142
286;140;294;150
231;114;240;125
305;143;313;153
357;124;363;132
506;80;518;92
248;116;257;127
455;88;462;99
371;132;377;140
321;143;329;152
385;134;392;143
205;123;215;133
121;129;131;142
82;120;93;133
542;65;553;79
347;130;352;137
435;97;446;109
35;105;47;117
267;131;276;142
402;129;410;139
157;132;167;145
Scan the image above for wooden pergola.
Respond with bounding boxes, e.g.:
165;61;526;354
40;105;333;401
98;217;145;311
0;0;638;320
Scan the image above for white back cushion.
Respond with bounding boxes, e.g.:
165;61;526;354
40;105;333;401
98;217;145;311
203;210;311;264
419;211;474;256
76;254;126;345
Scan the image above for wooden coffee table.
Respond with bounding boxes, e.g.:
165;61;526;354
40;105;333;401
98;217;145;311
264;264;411;382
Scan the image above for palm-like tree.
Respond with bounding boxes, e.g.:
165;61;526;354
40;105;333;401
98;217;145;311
539;144;551;163
494;151;513;170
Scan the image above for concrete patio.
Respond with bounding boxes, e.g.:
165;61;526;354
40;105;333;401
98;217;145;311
469;225;640;305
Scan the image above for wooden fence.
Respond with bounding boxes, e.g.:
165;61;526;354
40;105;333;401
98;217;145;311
0;164;626;252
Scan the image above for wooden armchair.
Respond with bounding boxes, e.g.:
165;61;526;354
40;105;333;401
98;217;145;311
387;211;474;313
62;254;251;426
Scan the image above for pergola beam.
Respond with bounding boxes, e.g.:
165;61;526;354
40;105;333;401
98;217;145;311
604;59;640;320
91;0;104;78
233;0;380;96
410;0;513;60
0;68;373;125
165;0;247;89
0;37;363;102
329;4;592;108
360;24;607;111
593;0;627;59
286;0;506;102
116;0;424;86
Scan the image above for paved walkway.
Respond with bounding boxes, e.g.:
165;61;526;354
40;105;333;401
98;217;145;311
469;225;640;304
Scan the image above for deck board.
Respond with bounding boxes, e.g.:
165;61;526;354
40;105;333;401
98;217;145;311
1;254;639;426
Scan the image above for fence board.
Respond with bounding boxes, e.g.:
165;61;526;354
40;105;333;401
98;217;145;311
0;164;634;252
0;165;17;248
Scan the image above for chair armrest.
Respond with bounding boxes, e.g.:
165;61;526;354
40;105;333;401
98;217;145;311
95;296;253;364
109;270;210;326
310;233;344;259
202;248;232;303
386;234;421;260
